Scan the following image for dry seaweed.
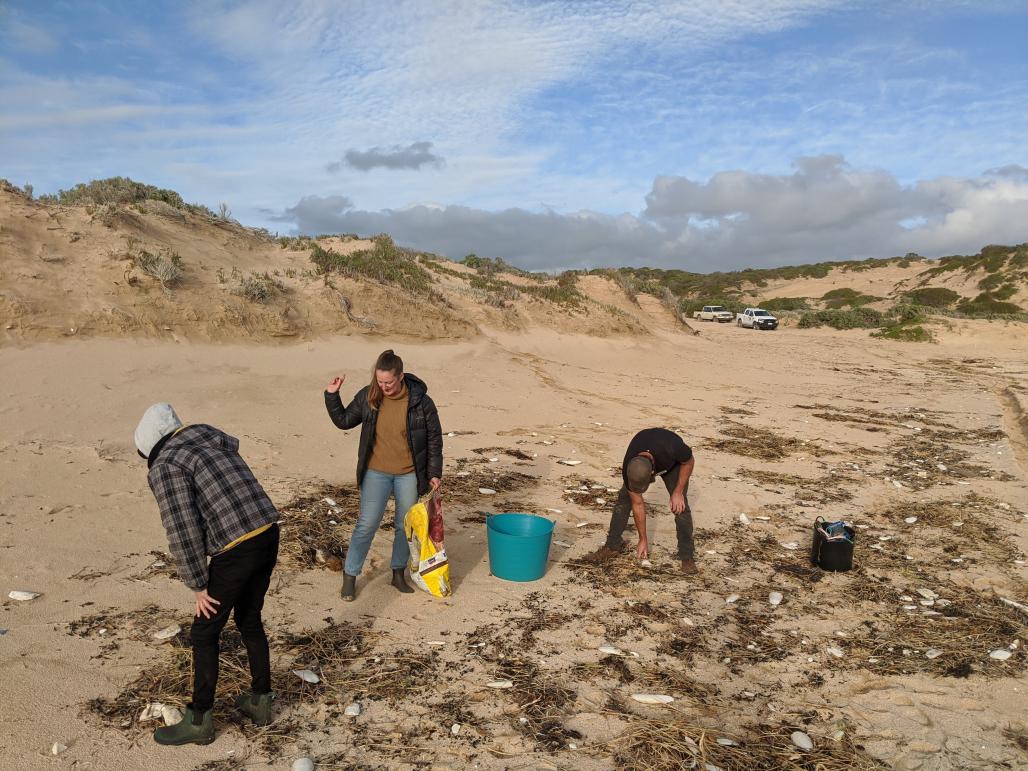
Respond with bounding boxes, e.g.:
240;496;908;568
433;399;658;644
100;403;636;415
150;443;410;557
709;421;830;460
562;475;618;510
608;715;886;771
472;446;534;461
277;482;362;570
838;580;1027;678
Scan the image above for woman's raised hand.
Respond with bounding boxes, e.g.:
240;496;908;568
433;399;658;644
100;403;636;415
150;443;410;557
326;375;346;394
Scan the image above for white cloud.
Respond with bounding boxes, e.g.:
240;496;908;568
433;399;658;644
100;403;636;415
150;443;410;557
275;156;1028;271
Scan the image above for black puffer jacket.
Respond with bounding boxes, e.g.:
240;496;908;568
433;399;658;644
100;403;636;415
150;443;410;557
324;373;443;495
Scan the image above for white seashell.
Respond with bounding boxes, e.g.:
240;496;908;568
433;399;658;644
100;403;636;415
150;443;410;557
791;730;814;751
322;497;337;507
487;680;513;689
558;460;583;466
904;516;918;524
575;522;589;528
292;759;315;771
455;471;471;477
479;488;496;495
427;640;446;646
769;591;783;606
595;498;606;505
8;590;40;602
925;649;943;659
826;646;844;658
739;513;751;525
754;515;770;521
344;703;361;716
916;588;937;600
681;616;694;627
724;594;740;605
716;737;738;746
139;703;164;721
488;457;499;463
893;480;904;489
153;624;181;641
640;559;652;568
780;542;799;550
315;548;327;564
542;440;554;445
989;649;1012;661
599;645;625;656
706;765;724;771
292;669;320;683
899;595;913;601
451;723;461;736
554;540;572;548
631;694;674;704
546;508;562;513
51;743;67;756
161;705;183;726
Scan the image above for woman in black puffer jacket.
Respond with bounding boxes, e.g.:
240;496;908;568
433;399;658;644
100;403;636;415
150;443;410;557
324;349;443;601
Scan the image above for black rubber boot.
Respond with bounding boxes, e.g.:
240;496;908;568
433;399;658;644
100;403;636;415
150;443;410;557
340;573;356;602
153;705;215;746
234;691;275;726
391;568;414;593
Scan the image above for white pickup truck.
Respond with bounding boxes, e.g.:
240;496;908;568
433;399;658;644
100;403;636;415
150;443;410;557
692;305;735;322
737;307;779;330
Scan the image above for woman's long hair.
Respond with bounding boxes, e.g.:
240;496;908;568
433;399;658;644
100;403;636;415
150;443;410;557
368;349;404;410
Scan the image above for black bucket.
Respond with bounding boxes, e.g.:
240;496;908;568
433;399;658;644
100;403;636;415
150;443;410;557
810;517;855;572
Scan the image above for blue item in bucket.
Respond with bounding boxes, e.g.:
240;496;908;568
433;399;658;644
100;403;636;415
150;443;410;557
486;513;555;582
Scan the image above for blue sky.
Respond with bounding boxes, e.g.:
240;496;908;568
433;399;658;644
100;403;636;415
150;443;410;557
3;0;1027;270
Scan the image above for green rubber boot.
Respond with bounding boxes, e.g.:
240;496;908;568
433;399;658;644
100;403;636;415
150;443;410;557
153;706;214;746
234;691;275;726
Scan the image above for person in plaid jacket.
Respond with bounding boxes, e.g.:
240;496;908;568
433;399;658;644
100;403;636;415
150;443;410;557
134;403;280;746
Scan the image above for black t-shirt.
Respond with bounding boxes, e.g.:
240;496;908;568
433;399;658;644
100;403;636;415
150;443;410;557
623;428;693;486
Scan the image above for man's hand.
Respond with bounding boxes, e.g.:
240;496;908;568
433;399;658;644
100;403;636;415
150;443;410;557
326;375;346;394
636;537;649;560
670;492;686;514
194;589;221;619
430;477;441;491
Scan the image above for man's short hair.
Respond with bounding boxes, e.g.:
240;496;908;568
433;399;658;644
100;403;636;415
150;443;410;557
626;455;653;493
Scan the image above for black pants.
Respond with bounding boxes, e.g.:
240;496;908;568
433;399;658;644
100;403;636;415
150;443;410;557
190;524;279;713
604;465;694;559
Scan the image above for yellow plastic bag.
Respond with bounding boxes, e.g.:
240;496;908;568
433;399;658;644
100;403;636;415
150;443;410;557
403;493;451;598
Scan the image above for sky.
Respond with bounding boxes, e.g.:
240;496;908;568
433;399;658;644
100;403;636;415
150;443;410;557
2;0;1027;272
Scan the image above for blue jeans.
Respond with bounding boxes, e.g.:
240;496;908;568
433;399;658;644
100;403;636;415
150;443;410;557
344;470;418;576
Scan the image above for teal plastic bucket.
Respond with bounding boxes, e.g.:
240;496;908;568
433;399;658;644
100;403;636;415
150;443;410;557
486;513;555;582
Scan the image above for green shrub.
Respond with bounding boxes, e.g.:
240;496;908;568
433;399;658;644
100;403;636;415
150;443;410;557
39;177;186;208
871;325;934;342
902;287;959;307
760;297;809;311
310;241;433;296
889;303;929;324
798;307;885;330
233;272;283;303
135;249;183;288
956;295;1023;315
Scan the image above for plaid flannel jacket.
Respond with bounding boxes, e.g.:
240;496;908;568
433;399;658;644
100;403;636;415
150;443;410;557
147;424;279;590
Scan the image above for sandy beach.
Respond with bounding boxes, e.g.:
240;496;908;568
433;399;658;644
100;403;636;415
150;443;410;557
1;318;1025;770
